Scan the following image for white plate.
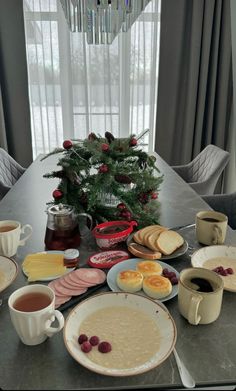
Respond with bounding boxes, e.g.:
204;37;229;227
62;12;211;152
0;255;18;293
22;251;75;281
191;245;236;292
127;233;188;260
63;291;177;376
107;258;179;302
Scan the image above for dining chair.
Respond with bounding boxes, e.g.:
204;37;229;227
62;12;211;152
0;148;26;200
171;144;230;195
202;192;236;230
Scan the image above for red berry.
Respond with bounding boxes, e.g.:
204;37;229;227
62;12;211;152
78;334;88;344
226;267;234;274
170;276;178;285
98;341;112;353
99;164;109;173
52;189;63;199
63;140;73;149
129;138;137;147
120;210;132;220
89;336;100;346
151;193;158;200
101;143;109;152
220;269;228;276
81;341;92;353
162;268;169;276
168;272;176;279
117;203;126;210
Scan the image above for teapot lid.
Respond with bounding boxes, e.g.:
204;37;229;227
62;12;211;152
47;203;75;216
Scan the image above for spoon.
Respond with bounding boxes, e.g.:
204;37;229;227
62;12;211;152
173;348;195;388
158;301;195;388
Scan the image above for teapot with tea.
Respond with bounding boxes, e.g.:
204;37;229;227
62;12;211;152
44;204;93;251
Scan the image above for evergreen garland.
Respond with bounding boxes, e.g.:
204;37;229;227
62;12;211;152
42;132;164;228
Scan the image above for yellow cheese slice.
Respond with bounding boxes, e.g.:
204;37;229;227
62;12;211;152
22;252;66;281
23;253;64;265
27;268;67;282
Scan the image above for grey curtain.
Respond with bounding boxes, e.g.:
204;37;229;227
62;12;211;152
155;0;232;166
0;0;32;167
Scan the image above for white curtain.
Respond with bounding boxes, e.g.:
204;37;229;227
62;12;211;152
23;0;161;159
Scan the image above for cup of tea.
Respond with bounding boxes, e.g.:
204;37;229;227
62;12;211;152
195;211;228;245
0;220;33;257
178;267;224;325
8;284;64;345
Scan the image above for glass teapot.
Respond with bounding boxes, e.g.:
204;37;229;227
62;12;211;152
44;203;93;251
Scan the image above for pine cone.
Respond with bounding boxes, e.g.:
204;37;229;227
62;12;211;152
88;132;97;141
105;131;115;144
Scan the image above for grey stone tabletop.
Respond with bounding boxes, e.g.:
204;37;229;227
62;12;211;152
0;153;236;390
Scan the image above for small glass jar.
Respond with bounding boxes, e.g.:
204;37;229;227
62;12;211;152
64;248;80;268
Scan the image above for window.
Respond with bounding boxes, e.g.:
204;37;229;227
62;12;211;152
23;0;161;158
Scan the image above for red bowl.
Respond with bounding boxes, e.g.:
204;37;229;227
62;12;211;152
92;220;137;250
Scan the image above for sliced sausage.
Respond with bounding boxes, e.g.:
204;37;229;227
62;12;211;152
74;268;106;285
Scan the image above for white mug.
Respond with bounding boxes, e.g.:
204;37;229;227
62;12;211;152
195;211;228;245
8;284;64;345
0;220;33;257
178;268;224;325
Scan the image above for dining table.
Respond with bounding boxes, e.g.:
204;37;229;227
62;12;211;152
0;151;236;390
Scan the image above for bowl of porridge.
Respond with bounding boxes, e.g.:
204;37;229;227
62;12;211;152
191;245;236;292
63;291;177;376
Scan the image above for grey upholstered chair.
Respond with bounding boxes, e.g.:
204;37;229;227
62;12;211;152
202;192;236;230
171;144;230;195
0;148;26;200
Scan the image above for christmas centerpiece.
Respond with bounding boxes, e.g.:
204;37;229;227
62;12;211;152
42;132;163;229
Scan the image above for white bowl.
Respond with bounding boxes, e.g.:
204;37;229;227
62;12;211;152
191;245;236;292
63;291;177;376
0;255;18;293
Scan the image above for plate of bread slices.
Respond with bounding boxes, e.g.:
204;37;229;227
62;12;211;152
127;224;188;260
107;258;179;302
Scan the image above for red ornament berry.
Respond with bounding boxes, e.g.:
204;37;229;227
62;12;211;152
151;192;158;200
98;341;112;353
129;138;137;147
117;203;126;210
101;143;109;152
89;336;100;346
63;140;73;149
52;189;63;199
120;210;132;220
78;334;88;345
99;164;109;173
81;341;92;353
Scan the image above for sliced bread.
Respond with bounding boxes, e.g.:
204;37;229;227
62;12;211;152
145;227;167;250
133;225;161;245
128;243;162;260
156;230;184;255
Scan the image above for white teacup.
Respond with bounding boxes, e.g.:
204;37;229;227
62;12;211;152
0;220;32;257
178;267;224;325
8;284;64;345
195;211;228;245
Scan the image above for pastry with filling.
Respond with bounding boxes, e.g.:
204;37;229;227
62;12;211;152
136;260;162;277
143;275;172;299
116;269;143;293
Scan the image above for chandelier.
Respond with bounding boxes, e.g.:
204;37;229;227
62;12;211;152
60;0;151;44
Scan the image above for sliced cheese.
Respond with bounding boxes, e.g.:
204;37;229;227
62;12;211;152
22;252;66;281
23;253;64;265
27;268;67;282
